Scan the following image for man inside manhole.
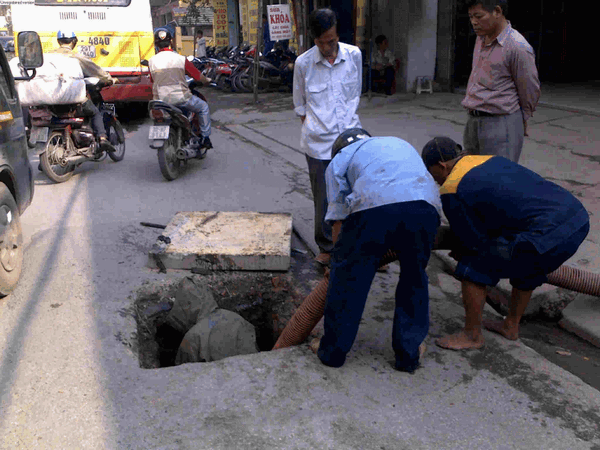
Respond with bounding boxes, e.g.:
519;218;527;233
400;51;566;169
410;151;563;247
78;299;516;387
312;129;442;373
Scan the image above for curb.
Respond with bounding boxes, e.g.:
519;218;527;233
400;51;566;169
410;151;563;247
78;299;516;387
559;295;600;348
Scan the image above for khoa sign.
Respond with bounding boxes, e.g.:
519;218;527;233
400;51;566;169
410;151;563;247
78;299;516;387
267;4;292;41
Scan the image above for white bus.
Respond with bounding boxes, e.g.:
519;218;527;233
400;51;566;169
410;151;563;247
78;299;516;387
11;0;155;103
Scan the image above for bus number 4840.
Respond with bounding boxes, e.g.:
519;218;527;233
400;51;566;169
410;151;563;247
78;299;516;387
88;37;111;45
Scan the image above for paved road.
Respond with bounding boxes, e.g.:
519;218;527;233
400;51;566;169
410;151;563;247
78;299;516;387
0;92;599;449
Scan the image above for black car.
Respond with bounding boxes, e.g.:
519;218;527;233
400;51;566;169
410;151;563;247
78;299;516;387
0;32;43;296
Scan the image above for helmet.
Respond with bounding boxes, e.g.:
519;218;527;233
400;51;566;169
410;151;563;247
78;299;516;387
154;28;172;45
331;128;372;159
57;30;77;40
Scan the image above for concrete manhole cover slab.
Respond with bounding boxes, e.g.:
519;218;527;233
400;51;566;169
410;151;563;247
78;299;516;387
148;211;292;272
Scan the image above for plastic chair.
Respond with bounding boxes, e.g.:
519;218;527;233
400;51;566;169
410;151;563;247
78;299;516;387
416;76;433;94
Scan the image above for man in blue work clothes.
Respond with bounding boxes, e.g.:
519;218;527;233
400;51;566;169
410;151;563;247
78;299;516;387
314;129;441;373
422;137;590;350
293;8;363;266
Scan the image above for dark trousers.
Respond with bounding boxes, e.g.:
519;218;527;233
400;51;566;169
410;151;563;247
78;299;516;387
80;99;107;138
456;222;590;291
305;155;333;254
372;67;395;95
318;201;440;371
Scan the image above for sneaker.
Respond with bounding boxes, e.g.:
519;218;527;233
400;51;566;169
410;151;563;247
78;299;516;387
200;136;213;149
99;136;115;153
314;252;331;266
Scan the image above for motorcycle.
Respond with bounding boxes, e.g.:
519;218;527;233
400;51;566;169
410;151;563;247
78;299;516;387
29;77;126;184
147;79;211;181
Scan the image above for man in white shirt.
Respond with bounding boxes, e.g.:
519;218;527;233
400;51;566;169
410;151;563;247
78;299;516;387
195;30;206;59
292;8;362;266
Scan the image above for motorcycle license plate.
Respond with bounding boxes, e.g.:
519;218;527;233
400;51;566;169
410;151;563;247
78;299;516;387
30;126;48;143
149;125;170;140
78;45;96;59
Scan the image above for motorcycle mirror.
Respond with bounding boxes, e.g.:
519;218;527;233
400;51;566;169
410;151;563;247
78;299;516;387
140;59;149;67
14;31;43;81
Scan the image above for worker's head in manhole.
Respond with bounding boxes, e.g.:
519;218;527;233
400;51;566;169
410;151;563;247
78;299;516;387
331;128;371;159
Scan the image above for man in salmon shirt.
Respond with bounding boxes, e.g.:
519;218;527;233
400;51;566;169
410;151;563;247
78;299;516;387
462;0;540;162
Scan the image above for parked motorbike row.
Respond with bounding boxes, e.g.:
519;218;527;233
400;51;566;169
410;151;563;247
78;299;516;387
194;44;297;93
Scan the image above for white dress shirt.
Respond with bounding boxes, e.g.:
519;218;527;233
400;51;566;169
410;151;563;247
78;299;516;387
195;37;207;58
293;42;362;160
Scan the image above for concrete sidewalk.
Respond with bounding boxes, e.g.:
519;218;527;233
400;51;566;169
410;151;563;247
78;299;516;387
213;90;600;348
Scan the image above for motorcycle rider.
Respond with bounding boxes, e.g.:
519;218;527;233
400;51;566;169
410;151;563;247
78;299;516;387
49;30;116;155
148;28;213;149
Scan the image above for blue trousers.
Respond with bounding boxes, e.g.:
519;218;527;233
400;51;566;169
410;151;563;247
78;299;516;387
318;200;440;371
176;95;211;137
456;222;590;291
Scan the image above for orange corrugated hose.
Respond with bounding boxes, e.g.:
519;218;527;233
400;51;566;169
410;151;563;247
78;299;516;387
547;265;600;297
273;227;600;350
272;250;397;350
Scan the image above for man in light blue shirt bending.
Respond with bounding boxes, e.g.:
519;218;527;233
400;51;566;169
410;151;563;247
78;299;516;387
315;130;442;373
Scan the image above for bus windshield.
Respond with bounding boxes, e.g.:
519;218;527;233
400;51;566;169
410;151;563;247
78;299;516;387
12;0;154;102
34;0;131;6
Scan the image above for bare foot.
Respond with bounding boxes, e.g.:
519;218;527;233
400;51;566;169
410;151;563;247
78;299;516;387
483;318;519;341
309;337;321;354
419;341;427;360
435;331;484;350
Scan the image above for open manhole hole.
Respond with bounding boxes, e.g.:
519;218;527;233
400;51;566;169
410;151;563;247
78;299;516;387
135;272;306;369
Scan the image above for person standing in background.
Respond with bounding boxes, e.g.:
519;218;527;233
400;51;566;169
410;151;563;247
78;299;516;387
263;14;274;54
195;30;206;58
292;8;363;266
462;0;540;162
